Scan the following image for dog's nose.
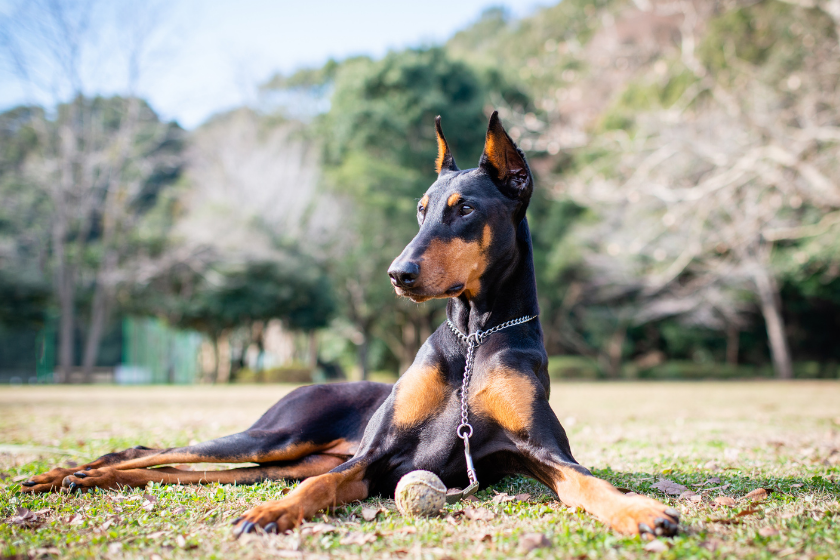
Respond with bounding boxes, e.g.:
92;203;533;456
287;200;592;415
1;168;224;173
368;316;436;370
388;262;420;288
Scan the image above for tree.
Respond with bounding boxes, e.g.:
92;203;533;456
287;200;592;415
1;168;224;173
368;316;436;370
134;257;333;382
552;0;840;378
1;1;183;382
293;48;517;377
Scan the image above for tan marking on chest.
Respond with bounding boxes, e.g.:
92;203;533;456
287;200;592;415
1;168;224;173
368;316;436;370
470;367;535;433
393;364;447;428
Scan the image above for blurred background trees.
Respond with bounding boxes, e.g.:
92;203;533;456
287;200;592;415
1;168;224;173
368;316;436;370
1;0;839;383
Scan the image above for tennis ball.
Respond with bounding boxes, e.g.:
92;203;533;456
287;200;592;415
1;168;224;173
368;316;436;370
394;470;446;517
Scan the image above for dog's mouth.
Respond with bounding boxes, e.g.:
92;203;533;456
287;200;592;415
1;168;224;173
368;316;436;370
445;283;464;296
393;285;433;303
393;283;464;303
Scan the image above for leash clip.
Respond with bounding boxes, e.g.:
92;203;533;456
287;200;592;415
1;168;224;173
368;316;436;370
444;314;537;504
445;432;480;504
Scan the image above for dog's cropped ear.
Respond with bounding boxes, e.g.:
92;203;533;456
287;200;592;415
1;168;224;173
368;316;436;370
435;116;458;175
479;111;533;212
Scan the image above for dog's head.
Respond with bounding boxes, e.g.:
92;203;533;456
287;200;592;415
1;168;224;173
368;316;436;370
388;111;533;303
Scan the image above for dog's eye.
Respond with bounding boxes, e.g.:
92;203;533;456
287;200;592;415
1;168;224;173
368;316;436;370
459;204;474;216
418;205;426;214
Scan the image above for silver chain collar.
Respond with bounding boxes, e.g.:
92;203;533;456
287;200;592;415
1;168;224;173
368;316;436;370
443;314;537;503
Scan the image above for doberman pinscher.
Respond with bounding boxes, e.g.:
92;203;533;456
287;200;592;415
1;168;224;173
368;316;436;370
22;113;680;538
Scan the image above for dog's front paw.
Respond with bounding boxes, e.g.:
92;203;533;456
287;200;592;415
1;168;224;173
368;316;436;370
232;500;304;537
20;467;85;493
608;495;680;537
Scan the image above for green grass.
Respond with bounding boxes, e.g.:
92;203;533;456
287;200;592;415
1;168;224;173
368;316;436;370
1;382;839;559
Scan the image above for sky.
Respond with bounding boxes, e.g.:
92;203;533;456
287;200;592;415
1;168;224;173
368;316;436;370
0;0;546;129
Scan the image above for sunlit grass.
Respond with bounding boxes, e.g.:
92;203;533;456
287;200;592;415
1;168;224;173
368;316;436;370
1;383;839;559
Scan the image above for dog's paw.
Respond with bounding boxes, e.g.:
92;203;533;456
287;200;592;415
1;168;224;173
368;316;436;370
231;500;304;537
20;467;87;493
60;467;124;492
608;495;680;537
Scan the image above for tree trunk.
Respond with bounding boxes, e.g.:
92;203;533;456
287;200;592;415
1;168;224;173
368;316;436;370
357;332;369;381
81;287;108;383
605;324;627;378
216;330;232;383
726;323;740;366
206;335;220;384
56;270;75;384
81;253;116;382
308;331;318;369
399;318;417;374
753;266;793;379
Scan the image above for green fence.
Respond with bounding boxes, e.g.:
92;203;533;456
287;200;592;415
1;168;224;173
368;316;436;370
120;317;204;384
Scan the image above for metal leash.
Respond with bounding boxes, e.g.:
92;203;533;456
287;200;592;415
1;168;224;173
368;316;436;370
444;314;537;503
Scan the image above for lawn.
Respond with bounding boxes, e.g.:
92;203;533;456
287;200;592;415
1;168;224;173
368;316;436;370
1;382;839;559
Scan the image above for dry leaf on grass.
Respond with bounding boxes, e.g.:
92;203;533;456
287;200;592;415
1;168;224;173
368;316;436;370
171;507;186;515
644;539;669;552
679;490;699;501
744;488;771;502
361;507;384;522
714;496;737;507
492;492;515;504
339;532;379;546
464;507;495;521
518;533;551;552
97;515;121;532
694;477;722;487
299;523;336;536
471;530;493;542
12;475;28;482
515;493;531;502
708;506;761;524
791;483;803;488
5;507;48;528
759;527;779;537
141;493;157;511
651;478;687;496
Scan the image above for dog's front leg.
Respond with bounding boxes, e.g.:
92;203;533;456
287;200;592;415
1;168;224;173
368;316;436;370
511;400;680;537
232;458;369;536
528;457;680;537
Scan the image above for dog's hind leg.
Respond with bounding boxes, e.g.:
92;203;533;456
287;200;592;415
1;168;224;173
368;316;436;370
20;431;355;493
58;453;348;492
21;381;392;493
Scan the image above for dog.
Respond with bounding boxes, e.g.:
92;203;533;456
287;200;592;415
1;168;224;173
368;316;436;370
22;112;679;538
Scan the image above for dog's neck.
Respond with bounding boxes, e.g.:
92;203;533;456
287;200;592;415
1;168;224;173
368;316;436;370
447;218;540;336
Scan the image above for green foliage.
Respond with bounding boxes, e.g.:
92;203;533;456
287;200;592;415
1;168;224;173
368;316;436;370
147;258;334;336
600;68;698;132
698;0;835;79
309;47;498;373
